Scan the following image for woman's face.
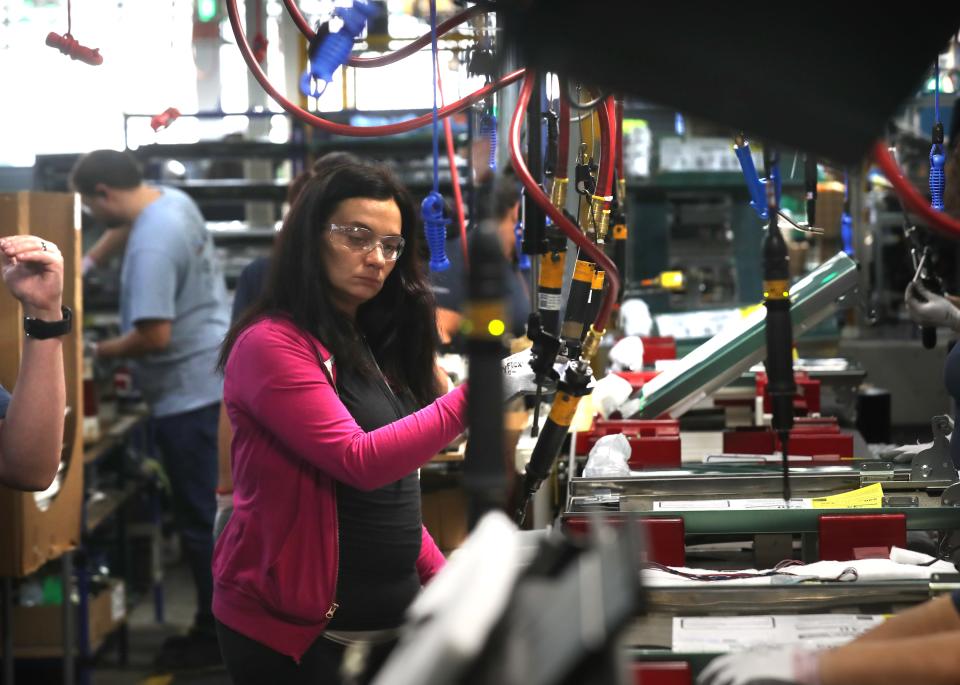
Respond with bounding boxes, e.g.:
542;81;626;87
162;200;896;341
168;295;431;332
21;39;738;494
322;197;404;316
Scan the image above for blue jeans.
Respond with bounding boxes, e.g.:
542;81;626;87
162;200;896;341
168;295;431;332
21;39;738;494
153;402;219;631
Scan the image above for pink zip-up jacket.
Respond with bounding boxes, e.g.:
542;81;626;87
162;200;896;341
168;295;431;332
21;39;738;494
212;317;467;660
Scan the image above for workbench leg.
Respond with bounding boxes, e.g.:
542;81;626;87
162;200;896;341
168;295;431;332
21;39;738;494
2;576;13;685
116;497;129;666
75;556;89;685
151;484;164;625
61;553;75;685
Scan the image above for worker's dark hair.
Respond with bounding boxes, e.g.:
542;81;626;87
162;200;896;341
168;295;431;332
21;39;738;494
475;169;520;223
286;151;363;205
69;150;143;195
219;158;441;407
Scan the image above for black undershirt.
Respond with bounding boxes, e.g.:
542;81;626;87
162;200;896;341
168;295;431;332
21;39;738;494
325;347;424;631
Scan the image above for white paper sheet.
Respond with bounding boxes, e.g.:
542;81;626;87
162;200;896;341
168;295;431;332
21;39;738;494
652;498;810;511
672;614;886;652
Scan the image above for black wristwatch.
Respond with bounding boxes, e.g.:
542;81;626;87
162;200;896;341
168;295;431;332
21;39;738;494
23;306;73;339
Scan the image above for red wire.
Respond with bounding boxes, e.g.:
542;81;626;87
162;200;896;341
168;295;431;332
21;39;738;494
557;79;571;180
227;0;524;137
435;56;468;268
281;0;485;68
614;96;624;182
873;141;960;238
510;70;620;332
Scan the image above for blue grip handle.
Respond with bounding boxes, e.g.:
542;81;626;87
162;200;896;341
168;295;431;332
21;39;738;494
515;220;530;271
840;212;854;256
931;145;946;211
734;144;768;220
422;191;450;272
300;1;378;97
480;114;497;170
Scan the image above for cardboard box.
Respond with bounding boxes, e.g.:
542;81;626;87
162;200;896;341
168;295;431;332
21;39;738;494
421;483;468;554
0;579;125;656
0;192;84;577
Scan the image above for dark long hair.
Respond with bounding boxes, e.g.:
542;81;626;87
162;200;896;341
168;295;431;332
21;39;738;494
219;160;441;408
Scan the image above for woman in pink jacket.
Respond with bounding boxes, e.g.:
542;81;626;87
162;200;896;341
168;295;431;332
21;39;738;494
212;159;534;684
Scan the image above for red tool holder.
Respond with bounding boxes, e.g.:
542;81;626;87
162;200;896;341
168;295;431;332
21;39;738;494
641;336;677;366
756;371;821;415
631;662;692;685
562;516;686;566
613;369;660;392
723;417;853;462
576;418;682;468
818;514;906;561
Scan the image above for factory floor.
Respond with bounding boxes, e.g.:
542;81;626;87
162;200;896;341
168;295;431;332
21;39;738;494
94;562;229;685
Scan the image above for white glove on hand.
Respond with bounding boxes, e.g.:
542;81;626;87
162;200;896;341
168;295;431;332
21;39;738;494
905;282;960;331
502;348;548;403
697;647;821;685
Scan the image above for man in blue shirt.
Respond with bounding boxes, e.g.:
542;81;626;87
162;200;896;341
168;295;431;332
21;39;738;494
0;234;68;491
71;150;228;670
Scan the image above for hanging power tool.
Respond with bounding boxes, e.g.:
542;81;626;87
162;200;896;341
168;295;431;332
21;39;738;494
761;146;796;502
905;222;946;350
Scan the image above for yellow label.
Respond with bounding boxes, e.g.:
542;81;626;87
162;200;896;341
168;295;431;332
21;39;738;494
811;483;884;509
549;393;581;427
573;260;595;283
591;270;605;290
539;253;566;288
613;224;628;240
659;270;684;289
763;279;790;300
462;300;506;340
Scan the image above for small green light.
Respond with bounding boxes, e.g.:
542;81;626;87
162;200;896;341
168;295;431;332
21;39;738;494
488;319;505;336
197;0;218;23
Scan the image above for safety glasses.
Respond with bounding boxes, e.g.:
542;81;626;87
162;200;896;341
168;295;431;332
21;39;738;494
328;224;405;262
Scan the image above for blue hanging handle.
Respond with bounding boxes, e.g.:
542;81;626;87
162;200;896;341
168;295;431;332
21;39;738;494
300;0;378;98
515;219;531;271
841;170;854;256
733;135;768;220
480;113;497;171
931;123;946;211
422;191;450;272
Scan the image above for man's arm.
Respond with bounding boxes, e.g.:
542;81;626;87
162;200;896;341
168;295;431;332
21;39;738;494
819;630;960;685
95;319;171;359
0;235;66;491
82;227;129;275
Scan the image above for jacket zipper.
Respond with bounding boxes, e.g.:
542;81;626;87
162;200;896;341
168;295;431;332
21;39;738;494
326;481;340;621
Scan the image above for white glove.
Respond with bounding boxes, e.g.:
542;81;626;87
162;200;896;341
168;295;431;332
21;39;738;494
905;282;960;331
697;647;822;685
609;335;645;371
592;373;635;419
502;348;548;403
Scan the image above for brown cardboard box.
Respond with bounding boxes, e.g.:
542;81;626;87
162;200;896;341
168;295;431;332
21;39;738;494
0;192;84;577
0;579;125;657
421;483;468;554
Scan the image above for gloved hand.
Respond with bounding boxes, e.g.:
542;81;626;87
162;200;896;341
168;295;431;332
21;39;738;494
502;348;553;402
696;647;822;685
905;282;960;331
213;492;233;542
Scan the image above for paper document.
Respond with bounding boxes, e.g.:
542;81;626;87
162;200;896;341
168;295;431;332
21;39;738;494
672;614;886;652
811;482;884;509
653;483;885;512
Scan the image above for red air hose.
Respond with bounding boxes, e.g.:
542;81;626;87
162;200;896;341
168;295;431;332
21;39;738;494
510;70;621;331
227;0;523;137
282;0;485;68
873;141;960;238
595;96;616;198
436;59;468;267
